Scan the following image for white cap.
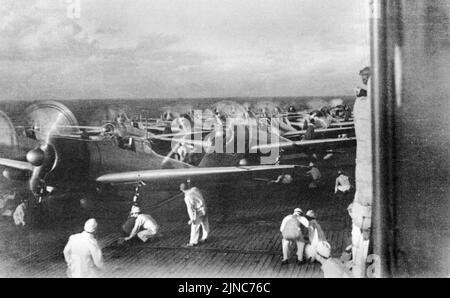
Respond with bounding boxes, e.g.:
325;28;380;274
294;208;303;214
131;205;141;214
84;218;98;233
281;174;293;184
317;241;331;259
306;210;316;218
309;162;315;167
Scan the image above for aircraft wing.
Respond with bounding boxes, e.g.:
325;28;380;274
0;158;34;171
146;126;166;132
55;125;104;131
283;127;355;138
149;130;210;140
251;137;356;151
96;165;296;184
329;121;354;127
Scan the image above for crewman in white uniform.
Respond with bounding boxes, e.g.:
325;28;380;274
304;210;327;262
316;241;352;278
13;201;26;226
280;208;309;265
180;183;210;247
334;170;352;198
306;162;322;189
351;66;373;277
123;205;159;243
63;218;104;278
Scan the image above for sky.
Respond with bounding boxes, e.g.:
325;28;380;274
0;0;370;101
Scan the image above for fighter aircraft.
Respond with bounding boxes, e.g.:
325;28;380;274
212;100;355;141
247;103;356;158
22;102;212;157
151;115;356;167
0;101;300;206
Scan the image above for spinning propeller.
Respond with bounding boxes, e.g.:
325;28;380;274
0;111;19;149
24;101;82;195
25;101;81;141
0;102;81;198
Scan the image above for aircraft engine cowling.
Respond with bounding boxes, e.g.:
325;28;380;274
26;148;45;167
23;101;90;197
102;123;116;136
30;135;90;194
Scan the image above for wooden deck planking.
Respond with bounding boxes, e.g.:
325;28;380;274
0;158;355;278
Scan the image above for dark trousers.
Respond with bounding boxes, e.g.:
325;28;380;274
335;190;351;200
122;217;136;235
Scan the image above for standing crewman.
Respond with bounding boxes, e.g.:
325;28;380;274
63;218;104;278
122;205;159;243
306;162;322;189
280;208;309;265
304;210;327;262
180;183;210;247
334;170;352;199
350;66;373;277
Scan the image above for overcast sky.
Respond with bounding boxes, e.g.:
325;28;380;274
0;0;370;101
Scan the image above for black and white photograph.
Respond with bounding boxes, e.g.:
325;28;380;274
0;0;448;280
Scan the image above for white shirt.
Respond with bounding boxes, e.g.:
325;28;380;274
307;167;322;181
280;214;309;240
63;231;104;278
353;79;373;206
13;202;26;226
335;174;351;192
183;187;207;221
129;214;159;238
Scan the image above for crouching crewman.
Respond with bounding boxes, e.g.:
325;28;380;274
334;170;352;199
123;205;159;243
316;241;352;278
280;208;309;265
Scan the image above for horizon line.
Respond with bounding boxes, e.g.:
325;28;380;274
0;94;355;103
